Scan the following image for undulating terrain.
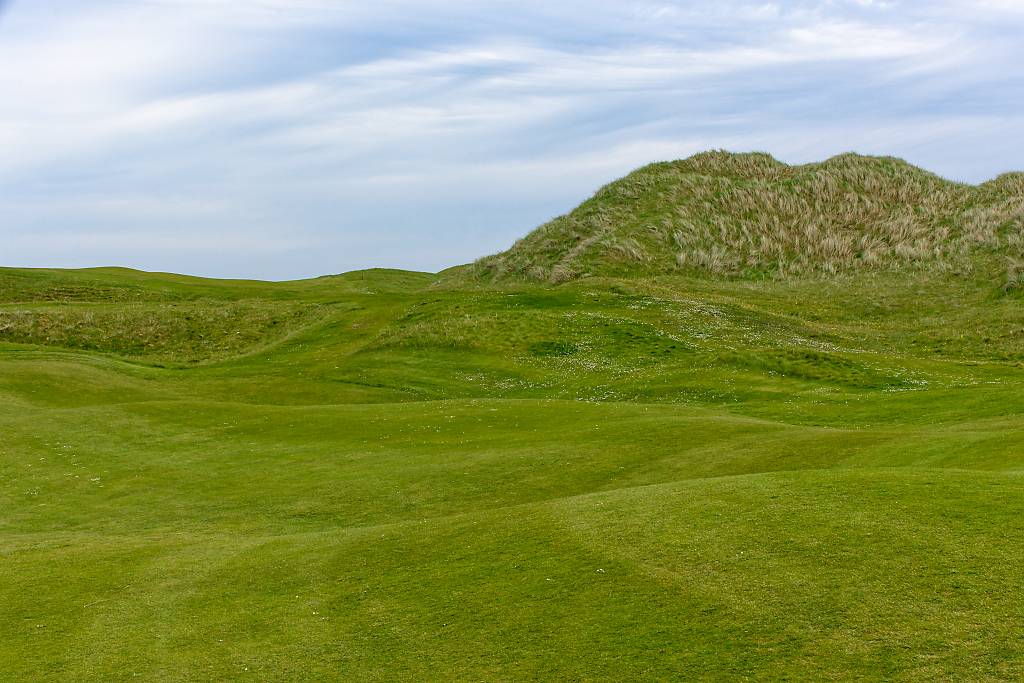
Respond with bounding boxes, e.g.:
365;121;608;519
2;152;1023;680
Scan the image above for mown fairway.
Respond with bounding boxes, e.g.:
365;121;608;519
1;261;1021;681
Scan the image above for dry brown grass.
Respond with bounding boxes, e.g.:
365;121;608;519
1005;259;1023;294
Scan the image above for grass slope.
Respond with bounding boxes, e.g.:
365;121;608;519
2;157;1024;680
468;151;1024;283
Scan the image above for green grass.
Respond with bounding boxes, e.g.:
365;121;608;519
3;151;1024;679
467;151;1024;283
1;258;1022;681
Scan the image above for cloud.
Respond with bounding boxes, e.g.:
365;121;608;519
0;0;1021;278
8;230;313;254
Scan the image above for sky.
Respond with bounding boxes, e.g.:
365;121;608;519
1;1;1023;280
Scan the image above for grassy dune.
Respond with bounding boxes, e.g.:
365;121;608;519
469;151;1024;282
2;155;1024;680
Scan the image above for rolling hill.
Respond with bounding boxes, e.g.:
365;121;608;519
467;151;1024;283
2;153;1023;681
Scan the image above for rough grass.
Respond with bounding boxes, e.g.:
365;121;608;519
0;302;331;363
468;151;1024;283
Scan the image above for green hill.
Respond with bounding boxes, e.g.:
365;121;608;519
2;156;1024;680
468;151;1024;283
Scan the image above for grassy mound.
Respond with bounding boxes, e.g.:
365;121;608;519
0;302;331;363
0;267;435;364
469;151;1024;282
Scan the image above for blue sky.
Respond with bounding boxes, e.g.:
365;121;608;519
1;0;1023;279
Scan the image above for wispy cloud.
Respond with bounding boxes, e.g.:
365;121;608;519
0;0;1021;278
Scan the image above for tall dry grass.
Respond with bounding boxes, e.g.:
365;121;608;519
472;152;1024;282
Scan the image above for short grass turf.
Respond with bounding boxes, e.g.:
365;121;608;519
1;265;1023;681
